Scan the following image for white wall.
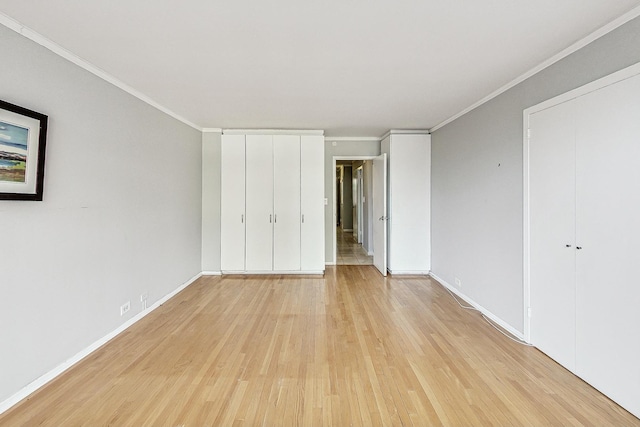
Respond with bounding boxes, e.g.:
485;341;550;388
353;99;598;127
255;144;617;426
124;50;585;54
324;140;380;263
0;26;202;404
431;15;640;333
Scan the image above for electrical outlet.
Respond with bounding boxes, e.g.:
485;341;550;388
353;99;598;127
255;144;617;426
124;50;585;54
454;277;462;288
120;301;130;316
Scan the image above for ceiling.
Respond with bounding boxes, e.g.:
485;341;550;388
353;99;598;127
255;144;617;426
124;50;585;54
1;1;639;136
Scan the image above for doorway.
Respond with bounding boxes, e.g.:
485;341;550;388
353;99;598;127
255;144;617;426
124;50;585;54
333;158;374;265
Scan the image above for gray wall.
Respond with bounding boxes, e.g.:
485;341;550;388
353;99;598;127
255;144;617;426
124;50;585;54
324;140;380;262
341;165;353;230
431;16;640;333
0;26;203;403
202;131;221;272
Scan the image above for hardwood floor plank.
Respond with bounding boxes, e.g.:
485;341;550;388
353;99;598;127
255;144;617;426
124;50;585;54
1;266;639;426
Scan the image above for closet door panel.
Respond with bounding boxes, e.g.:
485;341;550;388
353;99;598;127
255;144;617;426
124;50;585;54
273;135;301;271
574;73;640;415
245;135;274;271
388;134;431;272
300;135;325;271
529;100;577;372
221;135;246;271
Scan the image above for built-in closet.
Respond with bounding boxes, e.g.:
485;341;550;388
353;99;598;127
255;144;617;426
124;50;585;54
526;64;640;418
381;131;431;274
221;131;325;274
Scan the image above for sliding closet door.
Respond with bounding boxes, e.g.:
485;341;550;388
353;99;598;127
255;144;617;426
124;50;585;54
273;135;301;271
574;73;640;415
528;100;577;372
245;135;274;271
221;135;246;271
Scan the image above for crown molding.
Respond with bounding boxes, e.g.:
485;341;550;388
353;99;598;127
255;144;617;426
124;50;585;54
0;13;202;132
324;136;382;142
380;129;430;140
430;4;640;133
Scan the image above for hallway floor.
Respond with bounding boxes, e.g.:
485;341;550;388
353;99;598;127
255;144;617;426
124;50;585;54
336;227;373;265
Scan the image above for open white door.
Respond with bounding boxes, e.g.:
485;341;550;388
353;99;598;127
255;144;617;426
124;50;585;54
373;153;387;276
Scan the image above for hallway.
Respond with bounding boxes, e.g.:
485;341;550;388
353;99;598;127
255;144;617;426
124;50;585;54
336;227;373;265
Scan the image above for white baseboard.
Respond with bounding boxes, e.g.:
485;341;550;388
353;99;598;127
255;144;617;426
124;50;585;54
201;271;222;276
0;272;202;416
325;261;336;266
429;272;525;341
221;270;324;275
389;270;430;275
342;228;354;232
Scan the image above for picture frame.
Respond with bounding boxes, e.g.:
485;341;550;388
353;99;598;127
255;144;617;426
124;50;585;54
0;99;48;201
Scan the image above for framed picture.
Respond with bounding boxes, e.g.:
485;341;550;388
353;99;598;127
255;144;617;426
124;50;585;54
0;100;48;201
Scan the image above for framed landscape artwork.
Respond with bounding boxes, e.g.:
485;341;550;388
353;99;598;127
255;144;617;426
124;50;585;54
0;100;48;201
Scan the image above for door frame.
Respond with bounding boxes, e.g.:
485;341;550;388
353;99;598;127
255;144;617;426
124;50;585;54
332;156;377;265
522;61;640;343
355;166;364;244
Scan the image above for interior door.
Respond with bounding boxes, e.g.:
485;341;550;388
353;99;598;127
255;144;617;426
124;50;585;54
529;100;577;372
245;135;273;271
373;153;387;276
220;134;246;271
273;135;301;271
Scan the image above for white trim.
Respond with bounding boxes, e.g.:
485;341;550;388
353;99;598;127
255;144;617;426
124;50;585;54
523;109;532;342
201;271;222;276
222;129;324;135
522;60;640;342
0;272;202;416
0;13;202;132
342;228;353;232
334;156;378;160
202;128;223;133
325;136;382;142
221;270;324;275
389;270;430;275
380;129;430;140
430;5;640;132
430;273;526;341
524;61;640;116
325;261;336;266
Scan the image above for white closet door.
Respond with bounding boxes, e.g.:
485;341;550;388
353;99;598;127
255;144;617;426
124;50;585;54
221;135;246;271
246;135;274;271
574;73;640;416
300;135;325;271
388;134;431;272
529;100;577;372
373;153;388;276
273;135;301;271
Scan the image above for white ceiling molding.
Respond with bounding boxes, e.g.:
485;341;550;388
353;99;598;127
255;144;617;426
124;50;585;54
380;129;430;140
324;136;382;142
0;12;202;132
430;4;640;133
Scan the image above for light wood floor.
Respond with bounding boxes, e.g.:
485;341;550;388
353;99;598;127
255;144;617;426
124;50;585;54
2;266;638;426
